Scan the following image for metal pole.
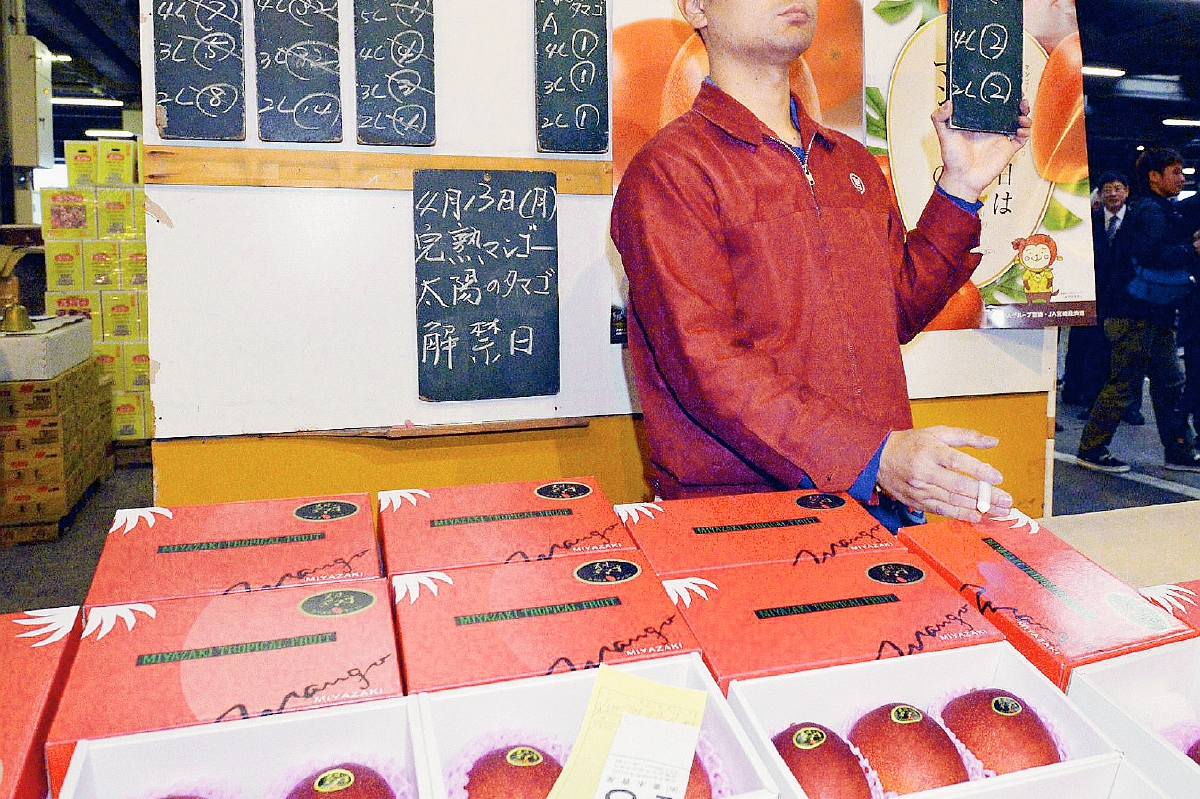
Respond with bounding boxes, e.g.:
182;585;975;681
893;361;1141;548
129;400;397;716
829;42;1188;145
0;0;22;224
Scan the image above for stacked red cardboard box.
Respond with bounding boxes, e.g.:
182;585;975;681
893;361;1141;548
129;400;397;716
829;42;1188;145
0;607;81;799
42;140;151;441
378;477;705;692
43;493;402;798
899;513;1198;689
0;358;112;541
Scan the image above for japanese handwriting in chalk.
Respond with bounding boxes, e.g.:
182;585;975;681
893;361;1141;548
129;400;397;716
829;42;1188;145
255;0;341;141
354;0;434;144
413;170;560;400
535;0;609;152
153;0;246;138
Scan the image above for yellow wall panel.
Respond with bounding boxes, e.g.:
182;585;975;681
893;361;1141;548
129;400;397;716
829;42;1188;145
153;394;1048;516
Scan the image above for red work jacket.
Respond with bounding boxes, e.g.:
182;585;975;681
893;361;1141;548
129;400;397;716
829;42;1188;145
611;81;981;499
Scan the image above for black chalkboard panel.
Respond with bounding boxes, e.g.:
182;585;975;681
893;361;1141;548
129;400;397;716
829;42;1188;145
152;0;246;140
947;0;1023;134
354;0;435;145
534;0;609;154
255;0;342;142
413;169;560;402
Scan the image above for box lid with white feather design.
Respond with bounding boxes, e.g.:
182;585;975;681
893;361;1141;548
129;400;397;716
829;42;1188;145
1141;578;1200;633
0;607;81;799
45;578;401;799
899;511;1199;690
392;550;702;692
664;551;1004;693
617;489;906;577
85;494;379;607
377;478;635;575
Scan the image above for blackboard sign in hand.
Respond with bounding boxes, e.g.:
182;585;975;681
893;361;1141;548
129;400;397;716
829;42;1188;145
255;0;343;142
153;0;246;140
947;0;1023;134
354;0;435;145
413;169;561;402
535;0;609;154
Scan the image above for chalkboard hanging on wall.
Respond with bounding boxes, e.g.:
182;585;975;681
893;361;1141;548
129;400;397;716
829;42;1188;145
152;0;246;140
413;169;560;402
255;0;343;142
947;0;1023;134
354;0;435;145
534;0;609;154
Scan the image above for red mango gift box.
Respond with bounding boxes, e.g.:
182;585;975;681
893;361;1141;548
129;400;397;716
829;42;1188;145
378;477;635;574
1140;577;1200;632
664;552;1004;692
45;578;402;798
392;550;702;692
1;607;81;799
85;494;380;606
618;489;905;577
899;511;1198;690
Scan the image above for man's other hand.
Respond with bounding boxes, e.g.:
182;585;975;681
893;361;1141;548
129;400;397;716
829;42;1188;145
933;99;1032;203
878;426;1014;522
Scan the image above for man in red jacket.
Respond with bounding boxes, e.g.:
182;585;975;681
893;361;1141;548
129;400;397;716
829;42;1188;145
611;0;1031;529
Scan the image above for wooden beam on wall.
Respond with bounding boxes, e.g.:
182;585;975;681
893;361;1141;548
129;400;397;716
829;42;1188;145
141;146;613;195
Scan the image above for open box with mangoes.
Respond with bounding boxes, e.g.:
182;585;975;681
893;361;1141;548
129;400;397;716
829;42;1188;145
727;641;1160;798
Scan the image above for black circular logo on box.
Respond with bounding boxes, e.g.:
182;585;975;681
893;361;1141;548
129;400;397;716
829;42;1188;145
867;563;926;585
300;589;376;616
796;493;846;510
574;559;641;584
294;500;360;521
535;481;593;500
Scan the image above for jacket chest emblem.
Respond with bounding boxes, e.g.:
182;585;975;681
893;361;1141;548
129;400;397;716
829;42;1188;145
850;173;865;194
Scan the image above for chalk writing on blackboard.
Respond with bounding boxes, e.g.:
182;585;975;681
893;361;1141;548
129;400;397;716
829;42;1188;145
153;0;246;140
535;0;609;154
413;170;560;402
354;0;435;144
255;0;342;142
946;0;1023;133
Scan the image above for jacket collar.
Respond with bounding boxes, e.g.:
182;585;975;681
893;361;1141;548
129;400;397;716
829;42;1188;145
691;79;836;150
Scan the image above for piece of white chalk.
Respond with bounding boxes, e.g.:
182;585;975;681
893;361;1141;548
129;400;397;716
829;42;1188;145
977;481;992;514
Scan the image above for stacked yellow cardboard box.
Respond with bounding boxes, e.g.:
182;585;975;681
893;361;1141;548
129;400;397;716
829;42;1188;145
0;358;113;542
41;139;152;441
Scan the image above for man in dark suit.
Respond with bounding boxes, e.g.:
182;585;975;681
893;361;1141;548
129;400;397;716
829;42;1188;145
1062;172;1134;416
1077;153;1200;473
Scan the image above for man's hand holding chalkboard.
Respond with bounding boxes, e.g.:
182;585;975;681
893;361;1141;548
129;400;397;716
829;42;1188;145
931;98;1031;203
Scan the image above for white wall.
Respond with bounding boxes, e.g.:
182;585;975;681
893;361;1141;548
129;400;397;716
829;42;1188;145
141;0;1053;438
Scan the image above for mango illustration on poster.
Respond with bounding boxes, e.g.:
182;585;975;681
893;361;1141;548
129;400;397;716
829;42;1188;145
867;0;1095;329
611;0;865;184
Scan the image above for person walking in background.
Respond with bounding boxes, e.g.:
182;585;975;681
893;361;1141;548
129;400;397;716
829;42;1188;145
1061;173;1141;421
1076;150;1200;473
1174;191;1200;435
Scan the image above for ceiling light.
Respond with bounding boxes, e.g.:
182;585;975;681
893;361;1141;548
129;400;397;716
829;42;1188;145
1184;168;1197;175
1137;145;1146;151
51;97;123;107
84;129;135;138
1081;66;1126;78
1163;118;1200;127
1114;75;1186;101
50;54;72;62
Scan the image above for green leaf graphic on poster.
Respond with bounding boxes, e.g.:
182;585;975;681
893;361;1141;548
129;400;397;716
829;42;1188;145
867;145;888;156
1042;197;1083;231
873;0;915;25
1057;177;1091;197
866;87;887;140
980;261;1026;305
873;0;940;24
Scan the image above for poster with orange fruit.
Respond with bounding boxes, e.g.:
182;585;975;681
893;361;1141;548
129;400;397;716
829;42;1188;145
612;0;1094;330
612;0;864;184
866;0;1095;328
